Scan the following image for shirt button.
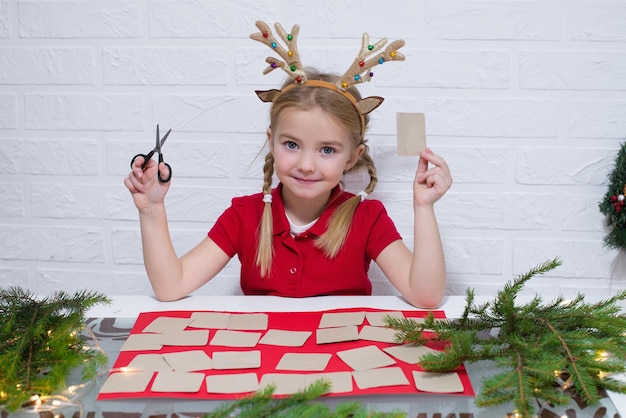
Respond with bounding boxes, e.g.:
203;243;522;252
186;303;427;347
289;267;297;275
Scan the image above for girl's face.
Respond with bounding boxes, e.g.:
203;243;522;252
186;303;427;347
269;106;364;204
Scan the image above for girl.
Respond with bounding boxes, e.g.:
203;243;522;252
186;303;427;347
124;68;452;308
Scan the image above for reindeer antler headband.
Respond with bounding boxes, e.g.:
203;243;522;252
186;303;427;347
250;20;405;137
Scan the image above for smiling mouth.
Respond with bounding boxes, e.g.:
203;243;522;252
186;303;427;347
293;177;320;184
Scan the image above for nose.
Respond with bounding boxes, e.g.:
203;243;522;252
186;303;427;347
297;151;315;173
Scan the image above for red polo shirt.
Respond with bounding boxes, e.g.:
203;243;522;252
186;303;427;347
208;184;402;297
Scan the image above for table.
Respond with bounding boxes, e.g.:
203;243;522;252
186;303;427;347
8;295;625;417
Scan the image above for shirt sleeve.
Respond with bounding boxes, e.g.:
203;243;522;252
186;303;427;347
208;198;244;258
362;200;403;260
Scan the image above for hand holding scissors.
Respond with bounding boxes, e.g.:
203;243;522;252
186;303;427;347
131;124;172;183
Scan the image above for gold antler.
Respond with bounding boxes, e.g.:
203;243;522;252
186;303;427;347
250;20;307;84
338;34;405;91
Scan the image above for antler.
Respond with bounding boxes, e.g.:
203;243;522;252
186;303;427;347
250;20;307;84
338;34;405;91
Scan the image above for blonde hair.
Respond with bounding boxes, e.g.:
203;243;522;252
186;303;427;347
255;70;378;277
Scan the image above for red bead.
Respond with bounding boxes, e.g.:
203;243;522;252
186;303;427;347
263;32;269;38
296;76;302;83
612;195;618;202
359;61;364;67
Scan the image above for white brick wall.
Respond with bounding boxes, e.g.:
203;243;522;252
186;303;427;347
1;0;625;299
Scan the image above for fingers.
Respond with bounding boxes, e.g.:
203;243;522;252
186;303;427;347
413;149;452;207
126;158;158;193
416;148;452;186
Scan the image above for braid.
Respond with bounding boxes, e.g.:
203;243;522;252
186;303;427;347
316;143;377;258
255;152;275;277
360;144;378;194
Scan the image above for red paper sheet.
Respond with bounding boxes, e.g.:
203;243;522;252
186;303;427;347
98;307;474;400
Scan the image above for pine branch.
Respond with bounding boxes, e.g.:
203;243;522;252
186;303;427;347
386;258;626;418
0;287;110;412
203;379;406;417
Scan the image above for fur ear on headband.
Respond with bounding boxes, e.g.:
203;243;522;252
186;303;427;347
357;96;384;115
255;89;282;103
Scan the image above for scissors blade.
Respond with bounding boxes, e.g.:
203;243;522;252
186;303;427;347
159;128;172;148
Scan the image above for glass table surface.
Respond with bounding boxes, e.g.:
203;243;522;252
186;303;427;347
3;316;621;418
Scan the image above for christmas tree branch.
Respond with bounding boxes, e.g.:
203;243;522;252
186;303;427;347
385;257;626;417
0;287;110;412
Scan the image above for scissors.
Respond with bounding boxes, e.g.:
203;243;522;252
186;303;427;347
130;124;172;183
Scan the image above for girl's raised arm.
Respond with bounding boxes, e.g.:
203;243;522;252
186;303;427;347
124;158;231;301
375;148;451;308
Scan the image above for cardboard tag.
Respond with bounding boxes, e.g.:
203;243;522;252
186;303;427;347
396;112;426;156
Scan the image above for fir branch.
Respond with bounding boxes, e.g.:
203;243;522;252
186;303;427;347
386;258;626;417
0;287;110;412
204;379;406;418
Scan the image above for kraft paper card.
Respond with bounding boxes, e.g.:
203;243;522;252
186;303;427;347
227;313;269;330
316;325;359;344
383;344;440;364
318;311;365;328
120;333;163;351
142;316;192;333
259;329;312;347
160;329;210;346
276;353;332;371
99;371;154;393
205;373;260;394
212;350;261;369
365;311;405;327
259;373;308;395
412;371;464;393
126;354;171;372
303;372;353;394
358;325;398;343
163;350;212;372
396;112;426;156
189;312;231;329
260;372;354;395
352;367;410;390
151;371;204;393
209;329;262;347
337;345;396;371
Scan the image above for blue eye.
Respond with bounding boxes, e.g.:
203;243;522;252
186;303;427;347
321;146;335;155
286;141;298;150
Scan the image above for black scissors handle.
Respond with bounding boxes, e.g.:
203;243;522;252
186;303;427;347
130;125;173;183
157;154;172;183
131;151;154;170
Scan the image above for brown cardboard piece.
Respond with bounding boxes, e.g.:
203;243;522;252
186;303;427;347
396;112;426;156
